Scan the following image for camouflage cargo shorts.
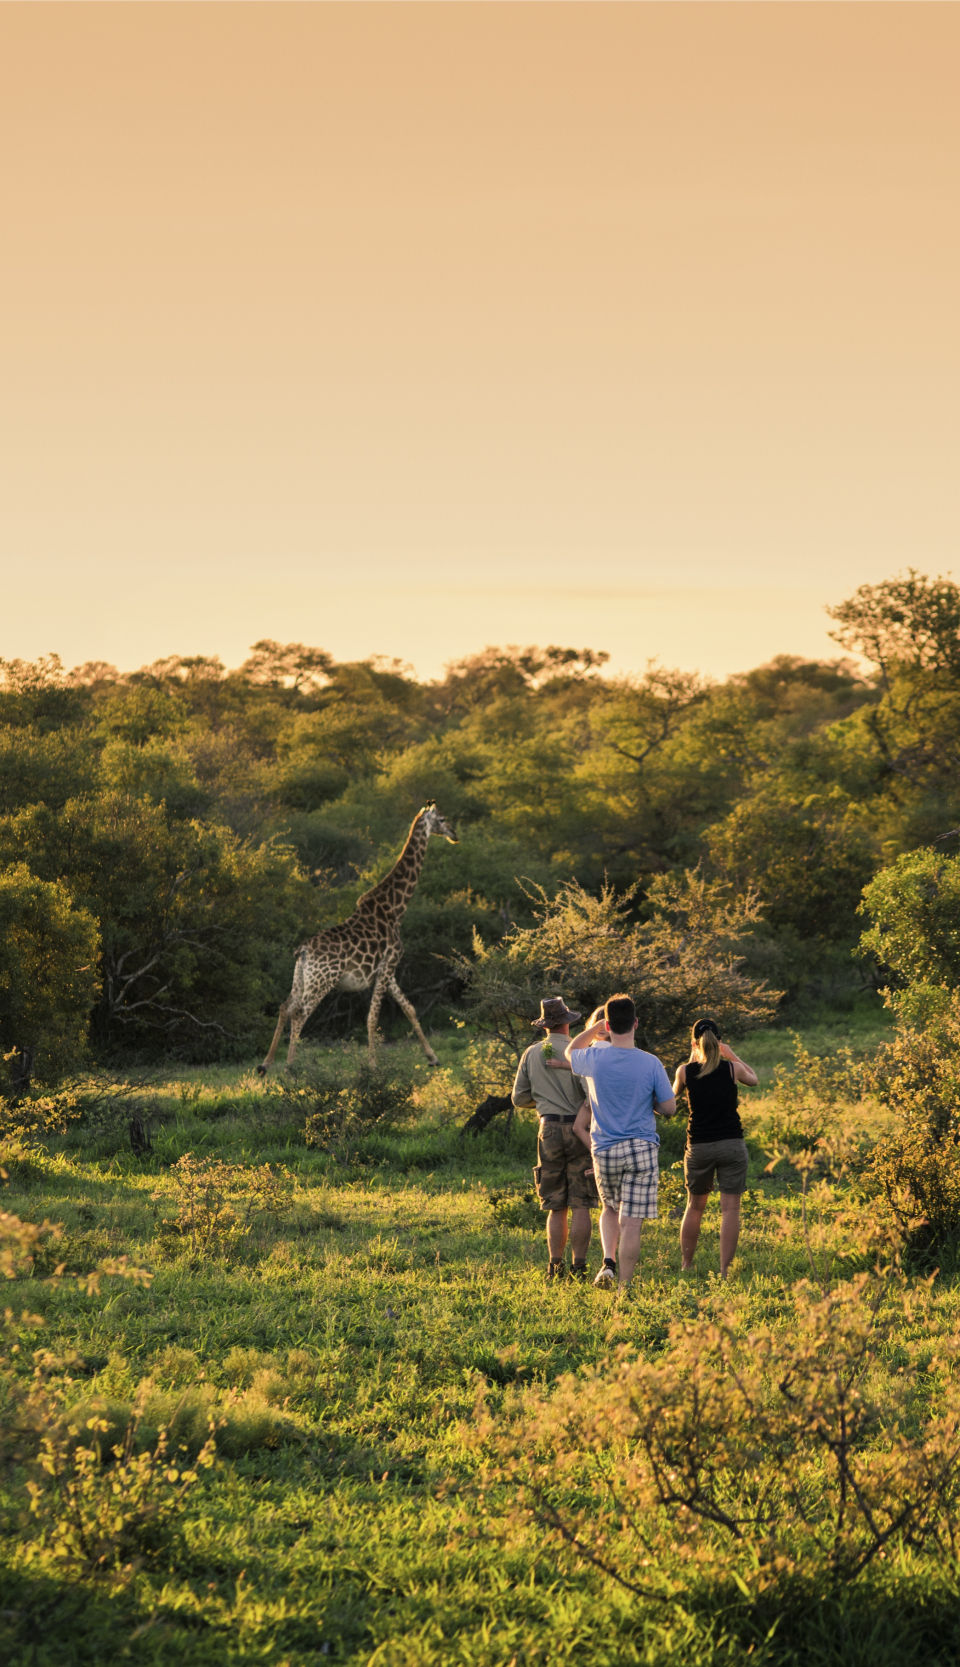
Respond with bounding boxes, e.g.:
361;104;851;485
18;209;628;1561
533;1118;600;1212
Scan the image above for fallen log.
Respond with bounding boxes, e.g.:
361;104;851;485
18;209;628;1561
460;1092;513;1136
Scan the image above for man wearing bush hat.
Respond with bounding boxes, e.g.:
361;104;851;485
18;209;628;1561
511;995;599;1280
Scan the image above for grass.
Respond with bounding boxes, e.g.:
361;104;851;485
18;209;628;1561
3;1005;959;1666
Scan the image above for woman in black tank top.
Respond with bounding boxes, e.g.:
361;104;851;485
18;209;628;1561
684;1057;744;1143
672;1018;758;1279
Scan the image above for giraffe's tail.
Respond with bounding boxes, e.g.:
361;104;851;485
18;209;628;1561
291;943;310;1003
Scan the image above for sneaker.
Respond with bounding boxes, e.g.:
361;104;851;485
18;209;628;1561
546;1260;566;1281
570;1262;589;1282
593;1265;616;1288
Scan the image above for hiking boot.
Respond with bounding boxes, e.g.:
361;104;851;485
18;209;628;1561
593;1265;616;1288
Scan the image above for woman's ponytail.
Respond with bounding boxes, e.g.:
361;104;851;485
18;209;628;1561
691;1018;722;1078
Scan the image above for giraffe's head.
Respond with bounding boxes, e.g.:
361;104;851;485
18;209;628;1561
420;802;459;844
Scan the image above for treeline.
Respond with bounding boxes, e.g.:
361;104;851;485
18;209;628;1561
3;570;960;1080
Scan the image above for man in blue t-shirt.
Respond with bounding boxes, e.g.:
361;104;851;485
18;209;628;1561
566;993;676;1289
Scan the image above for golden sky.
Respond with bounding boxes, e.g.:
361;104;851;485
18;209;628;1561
2;3;958;682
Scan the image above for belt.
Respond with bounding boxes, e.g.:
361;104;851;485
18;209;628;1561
540;1114;577;1123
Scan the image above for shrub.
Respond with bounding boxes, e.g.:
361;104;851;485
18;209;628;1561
416;1037;519;1128
0;1212;156;1583
854;853;960;1261
153;1152;294;1261
487;1188;542;1233
859;846;960;993
756;1036;884;1190
278;1058;418;1155
864;995;960;1262
477;1273;960;1600
26;1402;216;1575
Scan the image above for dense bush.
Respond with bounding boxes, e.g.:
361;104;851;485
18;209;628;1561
0;864;100;1085
0;798;320;1060
859;845;960;1003
864;994;960;1263
858;850;960;1261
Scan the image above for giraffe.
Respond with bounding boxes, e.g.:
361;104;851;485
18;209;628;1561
257;802;458;1072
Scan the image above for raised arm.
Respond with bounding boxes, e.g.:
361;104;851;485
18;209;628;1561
719;1043;758;1088
565;1019;607;1061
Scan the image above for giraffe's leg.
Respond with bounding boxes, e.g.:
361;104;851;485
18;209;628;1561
285;1007;308;1065
259;958;337;1073
259;951;311;1074
386;974;440;1066
366;966;392;1065
285;971;340;1065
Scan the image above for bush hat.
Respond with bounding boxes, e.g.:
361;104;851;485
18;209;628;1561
532;996;582;1030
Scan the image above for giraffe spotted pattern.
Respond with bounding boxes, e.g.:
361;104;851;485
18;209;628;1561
258;802;458;1071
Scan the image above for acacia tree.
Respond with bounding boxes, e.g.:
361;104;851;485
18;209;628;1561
827;570;960;686
826;573;960;831
456;869;779;1068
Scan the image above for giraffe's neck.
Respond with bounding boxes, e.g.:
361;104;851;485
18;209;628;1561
357;815;428;923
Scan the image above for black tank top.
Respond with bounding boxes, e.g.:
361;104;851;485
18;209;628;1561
685;1060;743;1143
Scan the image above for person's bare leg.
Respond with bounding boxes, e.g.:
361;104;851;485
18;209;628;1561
599;1203;620;1265
681;1193;709;1270
617;1216;643;1286
546;1209;569;1262
719;1193;741;1277
569;1205;592;1263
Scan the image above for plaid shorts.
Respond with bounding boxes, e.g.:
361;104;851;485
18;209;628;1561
592;1138;659;1219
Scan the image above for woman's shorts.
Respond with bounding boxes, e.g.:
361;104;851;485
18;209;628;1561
684;1138;749;1196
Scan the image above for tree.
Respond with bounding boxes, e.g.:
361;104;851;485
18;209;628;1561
0;864;100;1084
239;640;333;697
706;784;876;945
439;645;609;713
827;570;960;686
858;846;960;1013
456;870;779;1067
0;797;320;1059
858;849;960;1260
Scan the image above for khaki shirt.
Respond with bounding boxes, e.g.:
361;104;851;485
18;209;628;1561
512;1039;587;1120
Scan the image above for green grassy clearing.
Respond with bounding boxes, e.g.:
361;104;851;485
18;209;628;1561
4;1008;960;1667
